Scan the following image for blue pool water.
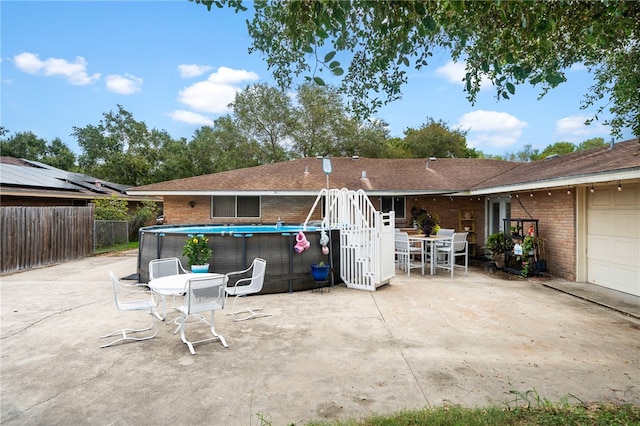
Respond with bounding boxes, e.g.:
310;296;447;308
153;224;320;235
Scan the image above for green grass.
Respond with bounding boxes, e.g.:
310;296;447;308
299;402;640;426
94;240;139;254
255;393;640;426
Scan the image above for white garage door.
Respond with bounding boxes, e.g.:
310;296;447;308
587;183;640;296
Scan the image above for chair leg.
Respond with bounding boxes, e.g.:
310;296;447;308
100;312;157;348
179;311;228;355
227;295;272;321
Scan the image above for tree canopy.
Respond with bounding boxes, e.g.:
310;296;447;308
191;0;639;138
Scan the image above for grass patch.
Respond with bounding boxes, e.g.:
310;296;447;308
94;241;139;254
300;402;640;425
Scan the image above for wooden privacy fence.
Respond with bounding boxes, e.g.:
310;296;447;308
0;206;94;274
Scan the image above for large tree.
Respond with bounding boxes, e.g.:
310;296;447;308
230;83;295;163
73;105;173;186
402;117;473;158
191;0;639;139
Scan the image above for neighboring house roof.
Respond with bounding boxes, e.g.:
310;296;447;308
0;157;133;200
127;138;640;196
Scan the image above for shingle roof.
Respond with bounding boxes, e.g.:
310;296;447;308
473;138;640;190
129;157;519;194
127;139;640;195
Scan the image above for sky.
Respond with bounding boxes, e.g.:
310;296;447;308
1;1;634;158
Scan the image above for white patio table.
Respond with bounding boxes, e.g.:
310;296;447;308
149;273;226;320
408;235;453;275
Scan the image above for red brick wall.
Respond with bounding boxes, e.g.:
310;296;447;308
162;195;323;225
402;196;486;254
509;189;576;280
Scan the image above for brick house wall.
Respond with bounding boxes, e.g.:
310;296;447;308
162;193;486;254
509;189;576;281
162;195;325;225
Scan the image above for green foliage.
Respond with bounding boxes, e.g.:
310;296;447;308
577;137;606;151
303;401;640;425
410;206;440;235
93;195;129;220
485;232;514;255
538;141;576;159
182;234;213;266
403;117;472;158
0;131;77;170
192;0;640;138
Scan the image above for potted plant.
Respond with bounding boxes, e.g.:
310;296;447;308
310;261;330;282
182;234;213;273
410;206;441;236
484;232;513;269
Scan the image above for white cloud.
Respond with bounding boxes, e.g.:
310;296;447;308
178;64;212;78
13;52;100;85
555;114;608;140
105;73;143;95
169;110;214;126
457;110;528;149
177;66;259;114
434;60;492;88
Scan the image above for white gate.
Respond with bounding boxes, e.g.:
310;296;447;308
303;188;395;291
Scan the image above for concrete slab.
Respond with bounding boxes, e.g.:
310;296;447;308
1;251;639;425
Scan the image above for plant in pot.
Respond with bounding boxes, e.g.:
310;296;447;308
182;234;212;273
310;261;330;282
410;206;441;236
484;232;514;269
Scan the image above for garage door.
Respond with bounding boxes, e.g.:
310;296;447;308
587;183;640;296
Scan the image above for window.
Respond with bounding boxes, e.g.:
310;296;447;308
381;196;405;219
211;196;260;218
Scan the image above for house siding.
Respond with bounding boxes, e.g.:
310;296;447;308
510;189;576;281
163;195;324;225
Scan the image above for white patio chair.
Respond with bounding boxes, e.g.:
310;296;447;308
149;257;189;321
394;232;423;276
177;275;228;355
225;258;271;321
435;232;468;277
100;272;158;348
149;257;188;280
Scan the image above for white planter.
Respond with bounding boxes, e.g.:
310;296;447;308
191;264;210;273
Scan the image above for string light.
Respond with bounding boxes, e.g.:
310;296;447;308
547;189;552;196
567;187;572;195
618;181;622;191
590;185;595;193
529;193;534;197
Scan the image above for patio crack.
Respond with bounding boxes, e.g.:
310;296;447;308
370;293;430;406
0;300;103;340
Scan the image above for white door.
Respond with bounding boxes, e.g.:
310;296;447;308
587;183;640;296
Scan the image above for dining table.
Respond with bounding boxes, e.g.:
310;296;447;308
148;272;226;320
408;234;453;275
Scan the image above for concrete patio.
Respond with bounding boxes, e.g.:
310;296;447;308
1;251;639;425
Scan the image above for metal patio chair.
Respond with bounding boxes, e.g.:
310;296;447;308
435;232;469;277
225;258;271;321
100;272;158;348
177;275;228;355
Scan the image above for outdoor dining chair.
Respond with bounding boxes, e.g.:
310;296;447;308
148;257;188;280
100;272;158;348
435;232;469;277
177;275;228;355
225;258;271;321
394;232;423;276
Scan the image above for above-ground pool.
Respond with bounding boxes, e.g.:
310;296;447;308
137;224;340;294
